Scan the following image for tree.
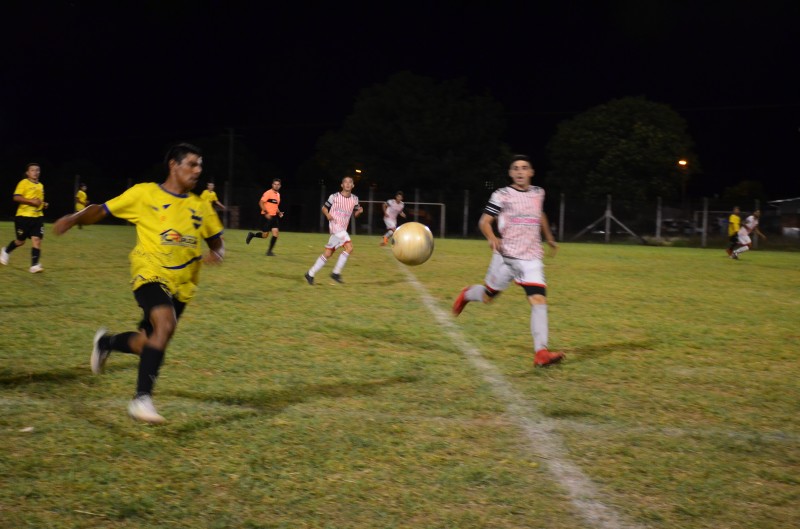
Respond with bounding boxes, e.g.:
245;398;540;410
312;71;510;193
546;96;697;206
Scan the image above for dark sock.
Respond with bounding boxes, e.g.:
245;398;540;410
136;345;165;397
106;331;139;354
256;233;265;238
5;242;17;254
31;248;41;265
268;237;277;251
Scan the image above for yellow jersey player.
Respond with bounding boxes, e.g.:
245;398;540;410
1;163;48;273
200;182;225;213
75;183;89;230
54;143;225;424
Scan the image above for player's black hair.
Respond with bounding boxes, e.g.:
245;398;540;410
26;162;40;170
164;142;202;167
272;178;282;184
509;154;531;167
395;190;404;196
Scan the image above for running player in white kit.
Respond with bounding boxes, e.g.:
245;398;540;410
381;191;406;246
730;209;766;259
305;176;363;284
452;155;564;367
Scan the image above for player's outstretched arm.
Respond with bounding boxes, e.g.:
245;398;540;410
53;204;108;235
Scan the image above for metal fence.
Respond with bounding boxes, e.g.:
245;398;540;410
221;183;794;248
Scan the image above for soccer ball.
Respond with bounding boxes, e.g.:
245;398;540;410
391;222;434;266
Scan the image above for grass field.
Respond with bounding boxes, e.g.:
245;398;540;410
1;221;798;529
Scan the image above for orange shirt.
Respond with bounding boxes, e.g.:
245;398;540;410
261;189;280;216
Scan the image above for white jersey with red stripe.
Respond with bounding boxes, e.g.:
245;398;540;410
741;215;758;234
485;185;545;260
325;192;360;234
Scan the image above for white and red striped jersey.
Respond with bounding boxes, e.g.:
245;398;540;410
325;192;361;234
384;198;405;221
485;185;545;260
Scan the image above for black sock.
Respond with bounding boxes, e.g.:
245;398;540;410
106;331;139;354
31;248;40;265
136;345;165;397
256;233;265;238
268;237;277;251
5;242;17;254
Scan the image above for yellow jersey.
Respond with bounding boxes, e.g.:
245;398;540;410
75;189;88;212
200;189;219;206
727;214;740;237
14;178;45;217
104;183;224;302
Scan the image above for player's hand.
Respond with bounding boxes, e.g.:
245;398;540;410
279;212;284;217
487;236;501;252
203;251;224;265
547;241;559;257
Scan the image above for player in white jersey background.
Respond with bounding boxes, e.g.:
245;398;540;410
452;154;564;367
381;191;406;246
730;209;766;259
304;176;363;285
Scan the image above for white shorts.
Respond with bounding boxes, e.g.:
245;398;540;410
737;228;751;246
325;230;351;250
484;253;545;292
384;218;398;230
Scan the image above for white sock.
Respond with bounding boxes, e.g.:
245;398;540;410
332;251;350;274
309;255;327;276
383;230;393;238
531;304;548;352
465;285;486;302
734;246;749;256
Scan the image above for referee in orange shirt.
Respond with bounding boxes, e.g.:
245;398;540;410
246;178;283;256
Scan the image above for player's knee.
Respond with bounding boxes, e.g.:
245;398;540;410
483;286;500;303
523;284;546;301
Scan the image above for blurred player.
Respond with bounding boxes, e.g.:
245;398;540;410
53;143;225;424
381;190;406;246
200;182;225;213
725;206;740;256
304;175;363;284
730;209;766;259
452;155;563;367
75;183;89;230
1;163;48;273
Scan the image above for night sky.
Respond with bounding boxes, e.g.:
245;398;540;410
2;1;798;200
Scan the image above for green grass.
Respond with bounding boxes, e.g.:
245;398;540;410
1;221;798;528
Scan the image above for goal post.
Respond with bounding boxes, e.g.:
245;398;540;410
355;200;446;239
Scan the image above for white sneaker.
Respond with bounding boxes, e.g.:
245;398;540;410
91;327;110;374
128;395;166;424
29;263;44;273
0;248;8;265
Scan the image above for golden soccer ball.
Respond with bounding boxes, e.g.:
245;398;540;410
391;222;434;266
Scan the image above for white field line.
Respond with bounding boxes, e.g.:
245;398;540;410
398;264;644;529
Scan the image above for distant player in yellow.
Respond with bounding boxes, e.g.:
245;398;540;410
1;162;48;273
725;206;740;256
200;182;225;213
75;183;89;229
54;143;225;424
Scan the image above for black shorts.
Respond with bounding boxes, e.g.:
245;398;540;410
261;215;280;232
133;282;186;336
14;216;44;240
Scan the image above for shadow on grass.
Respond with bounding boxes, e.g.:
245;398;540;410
0;367;88;387
165;375;420;438
564;339;658;363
